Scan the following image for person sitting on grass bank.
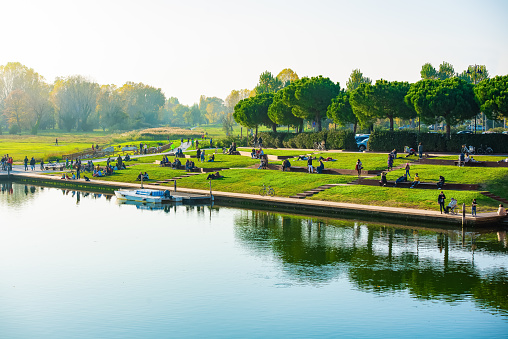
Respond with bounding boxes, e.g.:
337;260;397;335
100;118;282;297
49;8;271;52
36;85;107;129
316;159;324;174
393;174;407;187
258;154;268;169
437;175;445;189
379;172;387;186
136;172;143;181
498;204;507;216
208;154;215;162
445;198;458;214
282;159;291;171
410;173;420;188
405;147;416;157
206;171;224;180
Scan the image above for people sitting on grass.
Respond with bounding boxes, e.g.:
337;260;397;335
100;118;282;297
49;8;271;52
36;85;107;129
208;154;215;162
258;154;268;169
316;159;324;174
437;175;445;189
379;172;387;186
206;171;224;180
393;174;407;187
171;158;181;169
124;154;131;161
143;172;149;180
136;172;143;181
410;173;420;188
227;142;237;155
391;149;398;159
297;155;308;161
282;159;291;172
498;157;508;163
251;149;256;158
445;198;458;214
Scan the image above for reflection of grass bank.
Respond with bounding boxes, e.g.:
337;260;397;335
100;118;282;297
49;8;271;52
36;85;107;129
309;185;500;212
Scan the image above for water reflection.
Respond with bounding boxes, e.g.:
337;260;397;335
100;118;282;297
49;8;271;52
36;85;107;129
234;210;508;315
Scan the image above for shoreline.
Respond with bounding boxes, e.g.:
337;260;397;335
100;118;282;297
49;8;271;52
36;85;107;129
2;171;506;227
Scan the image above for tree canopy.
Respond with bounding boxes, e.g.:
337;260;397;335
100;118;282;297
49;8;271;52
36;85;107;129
350;80;415;131
327;90;358;133
281;76;340;131
405;78;479;138
474;75;508;120
233;93;275;135
268;90;303;131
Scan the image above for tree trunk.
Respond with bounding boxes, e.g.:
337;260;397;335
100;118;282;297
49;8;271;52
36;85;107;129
255;126;258;139
272;123;277;133
353;121;357;135
389;116;394;131
446;122;451;139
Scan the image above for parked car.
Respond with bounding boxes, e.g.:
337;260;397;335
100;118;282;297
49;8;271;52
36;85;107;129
457;130;473;134
356;137;369;151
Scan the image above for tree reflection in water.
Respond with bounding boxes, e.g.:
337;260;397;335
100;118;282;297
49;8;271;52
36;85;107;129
234;210;508;315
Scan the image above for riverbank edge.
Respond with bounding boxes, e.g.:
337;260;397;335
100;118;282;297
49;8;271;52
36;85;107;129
2;172;505;227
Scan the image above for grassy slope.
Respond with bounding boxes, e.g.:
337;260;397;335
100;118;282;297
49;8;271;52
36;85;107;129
309;185;500;212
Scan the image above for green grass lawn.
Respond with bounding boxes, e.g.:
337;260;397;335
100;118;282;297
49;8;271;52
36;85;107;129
309;185;500;212
366;165;508;198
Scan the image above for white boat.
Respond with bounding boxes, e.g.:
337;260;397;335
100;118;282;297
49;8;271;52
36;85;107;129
114;189;182;203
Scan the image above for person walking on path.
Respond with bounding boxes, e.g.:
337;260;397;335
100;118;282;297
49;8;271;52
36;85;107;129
30;157;35;171
24;156;28;171
355;159;363;177
55;138;58;146
438;191;446;214
418;142;423;159
471;199;477;217
387;154;393;171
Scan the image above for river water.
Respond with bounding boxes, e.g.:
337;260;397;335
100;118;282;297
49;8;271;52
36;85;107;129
0;181;507;338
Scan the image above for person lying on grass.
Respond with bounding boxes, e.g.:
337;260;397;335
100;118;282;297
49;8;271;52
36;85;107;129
206;171;224;180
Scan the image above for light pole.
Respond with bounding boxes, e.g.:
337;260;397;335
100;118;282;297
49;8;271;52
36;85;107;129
467;65;483;134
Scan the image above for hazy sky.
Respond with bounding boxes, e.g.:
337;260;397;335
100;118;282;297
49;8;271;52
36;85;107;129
2;0;507;105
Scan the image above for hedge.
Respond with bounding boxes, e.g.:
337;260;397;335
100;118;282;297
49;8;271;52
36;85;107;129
368;130;508;153
257;130;357;150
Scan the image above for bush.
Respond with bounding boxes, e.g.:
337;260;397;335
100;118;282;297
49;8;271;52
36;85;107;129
9;125;20;135
257;130;356;150
215;136;249;148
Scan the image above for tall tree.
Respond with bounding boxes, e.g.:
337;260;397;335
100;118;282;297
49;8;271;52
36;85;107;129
405;78;479;138
51;76;99;131
97;85;128;131
420;63;438;80
24;80;54;134
276;68;299;87
118;82;165;128
254;71;283;95
474;75;508;120
438;61;455;80
346;69;372;91
281;76;340;131
233;93;275;135
268;90;303;131
327;90;358;133
3;89;28;132
225;89;251;112
350;80;415;131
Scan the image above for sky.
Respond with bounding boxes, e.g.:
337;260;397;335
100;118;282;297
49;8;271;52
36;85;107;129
1;0;507;106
